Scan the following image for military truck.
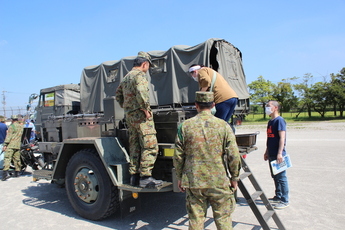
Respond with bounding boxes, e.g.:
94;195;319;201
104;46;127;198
33;38;251;220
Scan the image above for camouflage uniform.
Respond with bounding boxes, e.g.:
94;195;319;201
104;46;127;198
174;91;241;230
3;121;24;171
115;68;158;177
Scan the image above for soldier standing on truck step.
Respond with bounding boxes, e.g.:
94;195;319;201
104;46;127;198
2;115;24;181
115;51;163;188
174;91;241;230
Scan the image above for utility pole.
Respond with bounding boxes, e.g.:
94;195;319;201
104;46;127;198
2;91;7;118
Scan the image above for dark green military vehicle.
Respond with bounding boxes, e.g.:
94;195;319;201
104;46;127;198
33;38;251;220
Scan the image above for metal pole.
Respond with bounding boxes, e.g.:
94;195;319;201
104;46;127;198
2;91;7;118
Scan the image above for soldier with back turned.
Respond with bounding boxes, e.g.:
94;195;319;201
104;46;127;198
173;91;241;230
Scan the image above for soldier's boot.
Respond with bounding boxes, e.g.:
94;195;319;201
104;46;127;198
130;173;140;186
1;171;10;181
13;171;20;178
139;176;163;188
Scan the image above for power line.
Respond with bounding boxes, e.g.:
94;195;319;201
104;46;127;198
5;91;33;95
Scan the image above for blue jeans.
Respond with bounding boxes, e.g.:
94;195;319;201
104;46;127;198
215;97;238;123
269;164;289;203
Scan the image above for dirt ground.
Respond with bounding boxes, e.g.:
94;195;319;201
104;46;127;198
0;120;344;229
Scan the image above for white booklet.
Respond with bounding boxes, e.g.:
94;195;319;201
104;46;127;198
270;155;292;175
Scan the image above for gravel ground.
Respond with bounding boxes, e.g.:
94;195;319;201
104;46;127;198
1;120;344;230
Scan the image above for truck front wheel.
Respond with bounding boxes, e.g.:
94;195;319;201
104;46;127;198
65;148;119;220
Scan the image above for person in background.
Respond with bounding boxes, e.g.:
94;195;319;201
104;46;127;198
2;115;24;181
115;51;163;188
188;64;238;128
0;117;8;170
264;100;290;209
174;91;241;230
24;119;36;142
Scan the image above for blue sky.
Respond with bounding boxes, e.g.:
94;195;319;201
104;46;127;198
1;0;344;114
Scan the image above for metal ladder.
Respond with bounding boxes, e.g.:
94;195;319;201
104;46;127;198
238;156;286;230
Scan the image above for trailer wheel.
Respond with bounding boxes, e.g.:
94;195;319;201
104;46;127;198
65;148;119;220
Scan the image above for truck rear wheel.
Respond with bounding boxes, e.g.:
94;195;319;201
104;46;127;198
65;148;119;220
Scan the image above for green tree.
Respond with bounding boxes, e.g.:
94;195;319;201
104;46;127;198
330;68;345;117
272;79;298;115
250;104;260;114
248;75;275;119
309;81;330;117
293;73;314;118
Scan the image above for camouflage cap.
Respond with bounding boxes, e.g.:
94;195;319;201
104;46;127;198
137;51;156;68
11;115;18;119
195;91;214;103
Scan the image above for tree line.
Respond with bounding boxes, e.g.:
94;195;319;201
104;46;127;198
248;67;345;119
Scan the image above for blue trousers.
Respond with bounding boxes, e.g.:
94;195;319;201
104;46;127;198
270;165;289;203
215;98;238;123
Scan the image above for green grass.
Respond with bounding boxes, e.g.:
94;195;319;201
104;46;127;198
243;111;345;123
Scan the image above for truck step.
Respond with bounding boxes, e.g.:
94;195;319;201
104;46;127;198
117;181;173;193
33;169;53;181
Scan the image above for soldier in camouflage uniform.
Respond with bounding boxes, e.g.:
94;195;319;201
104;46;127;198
174;91;241;230
115;51;162;188
2;115;24;181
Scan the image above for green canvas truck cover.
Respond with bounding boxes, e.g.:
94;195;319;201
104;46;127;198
80;38;250;114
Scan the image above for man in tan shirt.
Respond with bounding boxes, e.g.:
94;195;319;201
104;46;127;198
189;64;238;125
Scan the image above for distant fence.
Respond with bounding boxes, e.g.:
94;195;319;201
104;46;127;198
0;107;36;119
247;110;344;120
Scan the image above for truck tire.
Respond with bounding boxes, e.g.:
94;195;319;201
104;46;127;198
65;148;119;220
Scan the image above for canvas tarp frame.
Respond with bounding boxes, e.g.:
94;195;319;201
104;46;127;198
80;38;250;114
